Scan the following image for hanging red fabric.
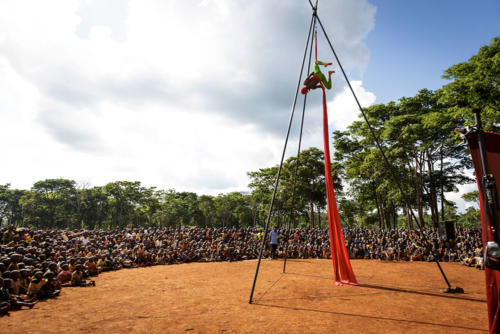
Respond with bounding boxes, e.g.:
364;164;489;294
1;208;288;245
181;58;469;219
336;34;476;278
312;74;358;286
314;29;318;62
467;130;500;334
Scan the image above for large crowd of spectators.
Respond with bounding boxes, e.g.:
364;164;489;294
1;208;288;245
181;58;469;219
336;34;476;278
0;225;482;316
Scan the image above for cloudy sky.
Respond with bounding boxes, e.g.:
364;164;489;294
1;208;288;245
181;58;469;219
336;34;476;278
0;0;499;210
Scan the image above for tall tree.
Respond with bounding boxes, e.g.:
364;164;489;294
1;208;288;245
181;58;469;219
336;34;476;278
77;186;109;229
103;181;145;228
20;179;78;229
0;184;26;226
440;37;500;131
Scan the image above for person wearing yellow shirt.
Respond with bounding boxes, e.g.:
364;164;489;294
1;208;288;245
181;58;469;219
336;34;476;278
71;265;95;287
97;257;107;270
27;272;45;298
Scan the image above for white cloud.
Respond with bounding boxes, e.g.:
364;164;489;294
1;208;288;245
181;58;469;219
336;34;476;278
327;80;377;131
0;0;376;193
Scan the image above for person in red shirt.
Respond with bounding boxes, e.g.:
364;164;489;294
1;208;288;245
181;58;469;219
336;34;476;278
57;264;72;285
85;257;99;276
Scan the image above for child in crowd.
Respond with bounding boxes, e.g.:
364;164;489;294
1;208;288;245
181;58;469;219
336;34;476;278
27;271;45;298
96;256;109;272
38;272;60;299
57;264;72;285
85;257;99;276
69;265;95;287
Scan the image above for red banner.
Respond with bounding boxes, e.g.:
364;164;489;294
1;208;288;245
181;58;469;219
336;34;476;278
467;131;500;334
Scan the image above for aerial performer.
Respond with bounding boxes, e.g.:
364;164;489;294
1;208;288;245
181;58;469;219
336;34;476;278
301;60;335;94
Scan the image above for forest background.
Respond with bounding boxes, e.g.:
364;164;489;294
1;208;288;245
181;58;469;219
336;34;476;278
0;38;498;230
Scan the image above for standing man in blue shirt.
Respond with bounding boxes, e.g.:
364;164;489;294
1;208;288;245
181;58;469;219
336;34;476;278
270;227;278;259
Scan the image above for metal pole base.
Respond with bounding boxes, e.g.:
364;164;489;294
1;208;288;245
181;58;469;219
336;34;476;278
440;286;465;294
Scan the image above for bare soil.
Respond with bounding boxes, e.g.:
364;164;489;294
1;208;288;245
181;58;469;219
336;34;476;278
1;259;488;333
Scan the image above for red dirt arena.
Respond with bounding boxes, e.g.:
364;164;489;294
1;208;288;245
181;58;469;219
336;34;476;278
1;259;488;333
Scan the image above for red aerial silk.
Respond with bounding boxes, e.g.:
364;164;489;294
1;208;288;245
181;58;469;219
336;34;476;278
467;131;500;334
313;74;358;286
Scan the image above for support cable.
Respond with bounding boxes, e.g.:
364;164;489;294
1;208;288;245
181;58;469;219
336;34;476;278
249;11;316;304
282;21;317;274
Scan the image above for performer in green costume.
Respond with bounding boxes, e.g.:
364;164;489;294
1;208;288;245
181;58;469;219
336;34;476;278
301;60;335;94
313;60;335;89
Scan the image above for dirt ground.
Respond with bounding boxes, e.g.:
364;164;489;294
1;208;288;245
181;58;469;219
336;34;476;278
1;259;488;333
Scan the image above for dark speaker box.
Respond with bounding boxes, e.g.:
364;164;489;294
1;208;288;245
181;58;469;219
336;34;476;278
439;220;456;241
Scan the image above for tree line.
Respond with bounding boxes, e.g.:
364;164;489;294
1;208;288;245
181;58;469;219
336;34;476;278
0;38;498;230
0;180;258;229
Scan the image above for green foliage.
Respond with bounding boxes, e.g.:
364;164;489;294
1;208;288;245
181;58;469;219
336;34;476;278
0;184;26;226
20;179;78;229
461;190;479;203
247;147;335;228
457;207;481;228
441;37;500;131
0;179;259;229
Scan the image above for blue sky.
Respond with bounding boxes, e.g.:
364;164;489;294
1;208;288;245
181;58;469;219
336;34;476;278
363;0;500;103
